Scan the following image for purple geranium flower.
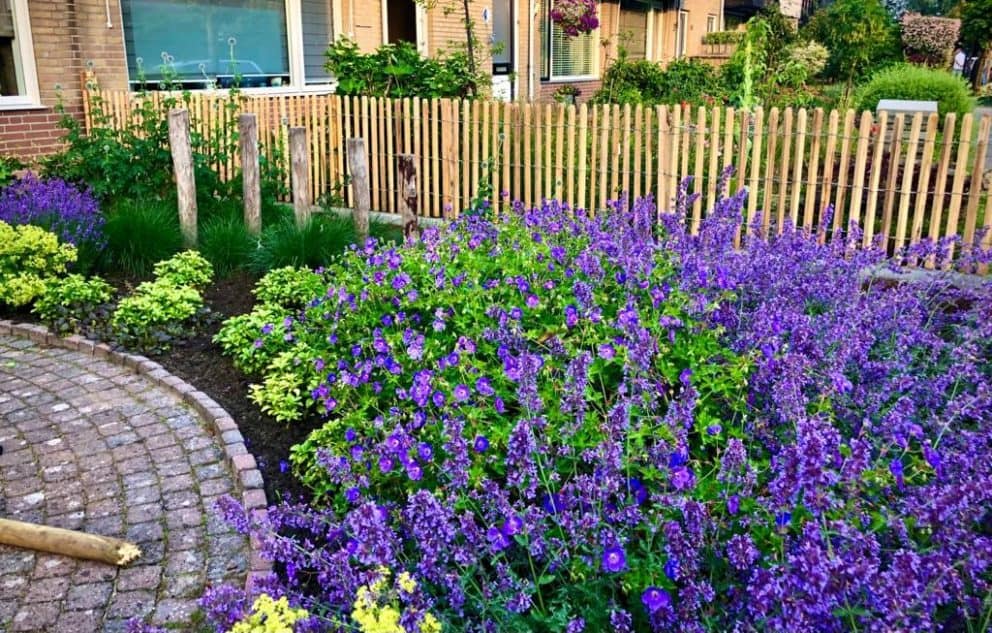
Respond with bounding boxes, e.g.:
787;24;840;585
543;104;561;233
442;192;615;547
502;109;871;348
602;546;627;573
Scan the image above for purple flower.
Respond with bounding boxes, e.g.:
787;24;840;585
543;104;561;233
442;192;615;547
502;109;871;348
406;463;423;481
641;586;671;613
664;558;678;581
345;487;361;503
602;545;627;573
475;376;495;396
564;304;579;328
726;494;740;516
473;435;489;453
453;384;471;402
526;294;540;308
378;457;394;473
417;442;433;461
502;515;523;536
431;390;446;407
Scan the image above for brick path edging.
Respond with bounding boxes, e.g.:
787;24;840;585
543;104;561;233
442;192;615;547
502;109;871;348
0;320;272;592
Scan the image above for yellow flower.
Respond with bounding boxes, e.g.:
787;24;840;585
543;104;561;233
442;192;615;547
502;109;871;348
227;594;308;633
418;612;442;633
396;571;417;594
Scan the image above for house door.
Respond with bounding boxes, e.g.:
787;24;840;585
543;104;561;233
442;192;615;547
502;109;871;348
386;0;417;45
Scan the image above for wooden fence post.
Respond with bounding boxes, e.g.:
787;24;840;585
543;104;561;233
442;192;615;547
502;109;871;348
168;108;197;248
289;127;312;227
239;113;262;236
398;154;419;241
347;138;371;243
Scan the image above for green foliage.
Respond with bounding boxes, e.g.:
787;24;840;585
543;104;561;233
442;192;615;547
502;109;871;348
41;83;287;207
249;215;357;273
802;0;902;85
198;212;259;277
33;274;115;337
0;221;77;308
0;155;23;187
702;31;744;46
101;199;184;277
854;64;975;116
214;304;294;376
591;55;725;106
253;266;327;310
110;250;214;353
326;38;479;99
960;0;992;52
152;250;214;289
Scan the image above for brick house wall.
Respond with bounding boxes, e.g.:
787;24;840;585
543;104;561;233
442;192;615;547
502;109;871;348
0;0;128;161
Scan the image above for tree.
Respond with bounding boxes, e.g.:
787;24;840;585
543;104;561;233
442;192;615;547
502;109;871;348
960;0;992;89
802;0;902;91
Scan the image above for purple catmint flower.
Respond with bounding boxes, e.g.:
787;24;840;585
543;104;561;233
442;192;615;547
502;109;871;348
602;546;627;573
664;558;678;581
0;174;104;247
609;608;632;633
565;618;585;633
889;458;905;490
726;494;741;516
641;586;671;613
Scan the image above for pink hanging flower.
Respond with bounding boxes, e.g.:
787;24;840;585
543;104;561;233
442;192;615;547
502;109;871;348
551;0;599;37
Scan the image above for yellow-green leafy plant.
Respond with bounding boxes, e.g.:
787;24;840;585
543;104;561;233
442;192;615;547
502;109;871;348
227;594;309;633
33;274;115;337
0;221;77;307
152;249;214;288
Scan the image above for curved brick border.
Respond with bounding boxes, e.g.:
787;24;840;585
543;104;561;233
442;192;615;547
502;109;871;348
0;320;271;592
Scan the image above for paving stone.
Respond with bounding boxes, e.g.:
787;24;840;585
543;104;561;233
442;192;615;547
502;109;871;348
0;335;254;631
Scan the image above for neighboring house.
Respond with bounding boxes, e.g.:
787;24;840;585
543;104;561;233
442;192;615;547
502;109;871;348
723;0;809;27
0;0;724;160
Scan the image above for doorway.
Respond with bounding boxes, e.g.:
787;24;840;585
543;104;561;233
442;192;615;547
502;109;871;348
386;0;417;45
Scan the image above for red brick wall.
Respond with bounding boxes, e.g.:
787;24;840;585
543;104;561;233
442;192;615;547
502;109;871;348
538;79;602;103
0;0;129;162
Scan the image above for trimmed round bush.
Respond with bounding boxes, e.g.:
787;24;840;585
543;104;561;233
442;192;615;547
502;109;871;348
855;64;974;116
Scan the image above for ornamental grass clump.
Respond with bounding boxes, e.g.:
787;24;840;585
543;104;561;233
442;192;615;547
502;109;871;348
206;180;992;632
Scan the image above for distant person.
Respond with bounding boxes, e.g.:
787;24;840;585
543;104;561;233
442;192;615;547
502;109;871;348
952;48;966;75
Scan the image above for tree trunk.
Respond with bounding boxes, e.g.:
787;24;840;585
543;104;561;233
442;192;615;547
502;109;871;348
0;518;141;566
462;0;477;97
973;47;991;91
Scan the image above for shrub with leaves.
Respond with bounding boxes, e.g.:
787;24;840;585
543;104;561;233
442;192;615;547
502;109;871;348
802;0;902;86
592;56;725;106
855;63;974;116
206;178;992;632
33;274;115;338
901;14;960;66
111;251;213;353
326;38;479;99
0;221;76;308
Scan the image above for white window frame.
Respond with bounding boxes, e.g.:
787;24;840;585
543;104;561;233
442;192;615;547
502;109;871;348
706;14;718;33
0;0;40;109
542;0;601;83
675;9;688;59
122;0;337;94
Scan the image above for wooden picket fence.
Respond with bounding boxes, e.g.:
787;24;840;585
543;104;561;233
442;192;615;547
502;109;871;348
83;87;992;261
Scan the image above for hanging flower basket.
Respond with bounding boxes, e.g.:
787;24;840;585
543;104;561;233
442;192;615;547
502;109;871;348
551;0;599;37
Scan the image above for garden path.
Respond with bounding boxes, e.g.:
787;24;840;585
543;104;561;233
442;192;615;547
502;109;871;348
0;335;249;632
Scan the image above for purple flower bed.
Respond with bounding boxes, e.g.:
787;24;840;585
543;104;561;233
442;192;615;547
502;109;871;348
0;173;104;248
204;181;992;632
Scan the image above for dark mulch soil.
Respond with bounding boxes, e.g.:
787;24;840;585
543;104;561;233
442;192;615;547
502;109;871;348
1;272;311;503
154;272;311;503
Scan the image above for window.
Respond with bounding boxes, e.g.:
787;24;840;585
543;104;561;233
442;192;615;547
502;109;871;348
675;10;688;58
121;0;333;90
540;0;599;81
618;8;648;61
0;0;39;107
491;0;513;75
706;14;718;33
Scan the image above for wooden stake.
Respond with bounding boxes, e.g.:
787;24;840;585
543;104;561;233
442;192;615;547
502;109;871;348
290;127;312;227
239;113;261;236
347;138;371;243
0;518;141;567
398;154;419;241
168;109;197;248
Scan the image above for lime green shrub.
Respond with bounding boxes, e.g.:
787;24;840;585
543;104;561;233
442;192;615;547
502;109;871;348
854;64;974;116
33;274;115;337
152;250;214;288
0;221;77;307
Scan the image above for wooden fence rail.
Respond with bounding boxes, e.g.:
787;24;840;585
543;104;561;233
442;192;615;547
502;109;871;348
83;88;992;260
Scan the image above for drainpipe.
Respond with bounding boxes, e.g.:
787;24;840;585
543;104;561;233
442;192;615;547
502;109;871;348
527;0;535;102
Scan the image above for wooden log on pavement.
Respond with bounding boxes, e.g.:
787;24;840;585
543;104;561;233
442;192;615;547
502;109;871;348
0;517;141;566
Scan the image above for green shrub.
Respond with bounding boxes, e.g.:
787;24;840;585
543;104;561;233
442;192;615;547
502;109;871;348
802;0;901;85
326;38;480;99
0;221;77;307
33;274;115;337
592;55;725;106
249;215;357;273
253;266;327;310
102;199;184;277
213;304;294;375
199;213;258;277
854;64;974;116
152;250;214;289
702;31;744;46
111;280;206;353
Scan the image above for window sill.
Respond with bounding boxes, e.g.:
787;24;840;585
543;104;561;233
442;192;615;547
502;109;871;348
0;102;46;112
543;76;599;84
127;83;338;96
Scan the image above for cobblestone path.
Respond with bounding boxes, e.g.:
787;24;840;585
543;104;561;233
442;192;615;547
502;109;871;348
0;335;249;632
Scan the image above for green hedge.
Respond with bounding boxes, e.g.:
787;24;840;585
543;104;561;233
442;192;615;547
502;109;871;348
854;64;974;117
